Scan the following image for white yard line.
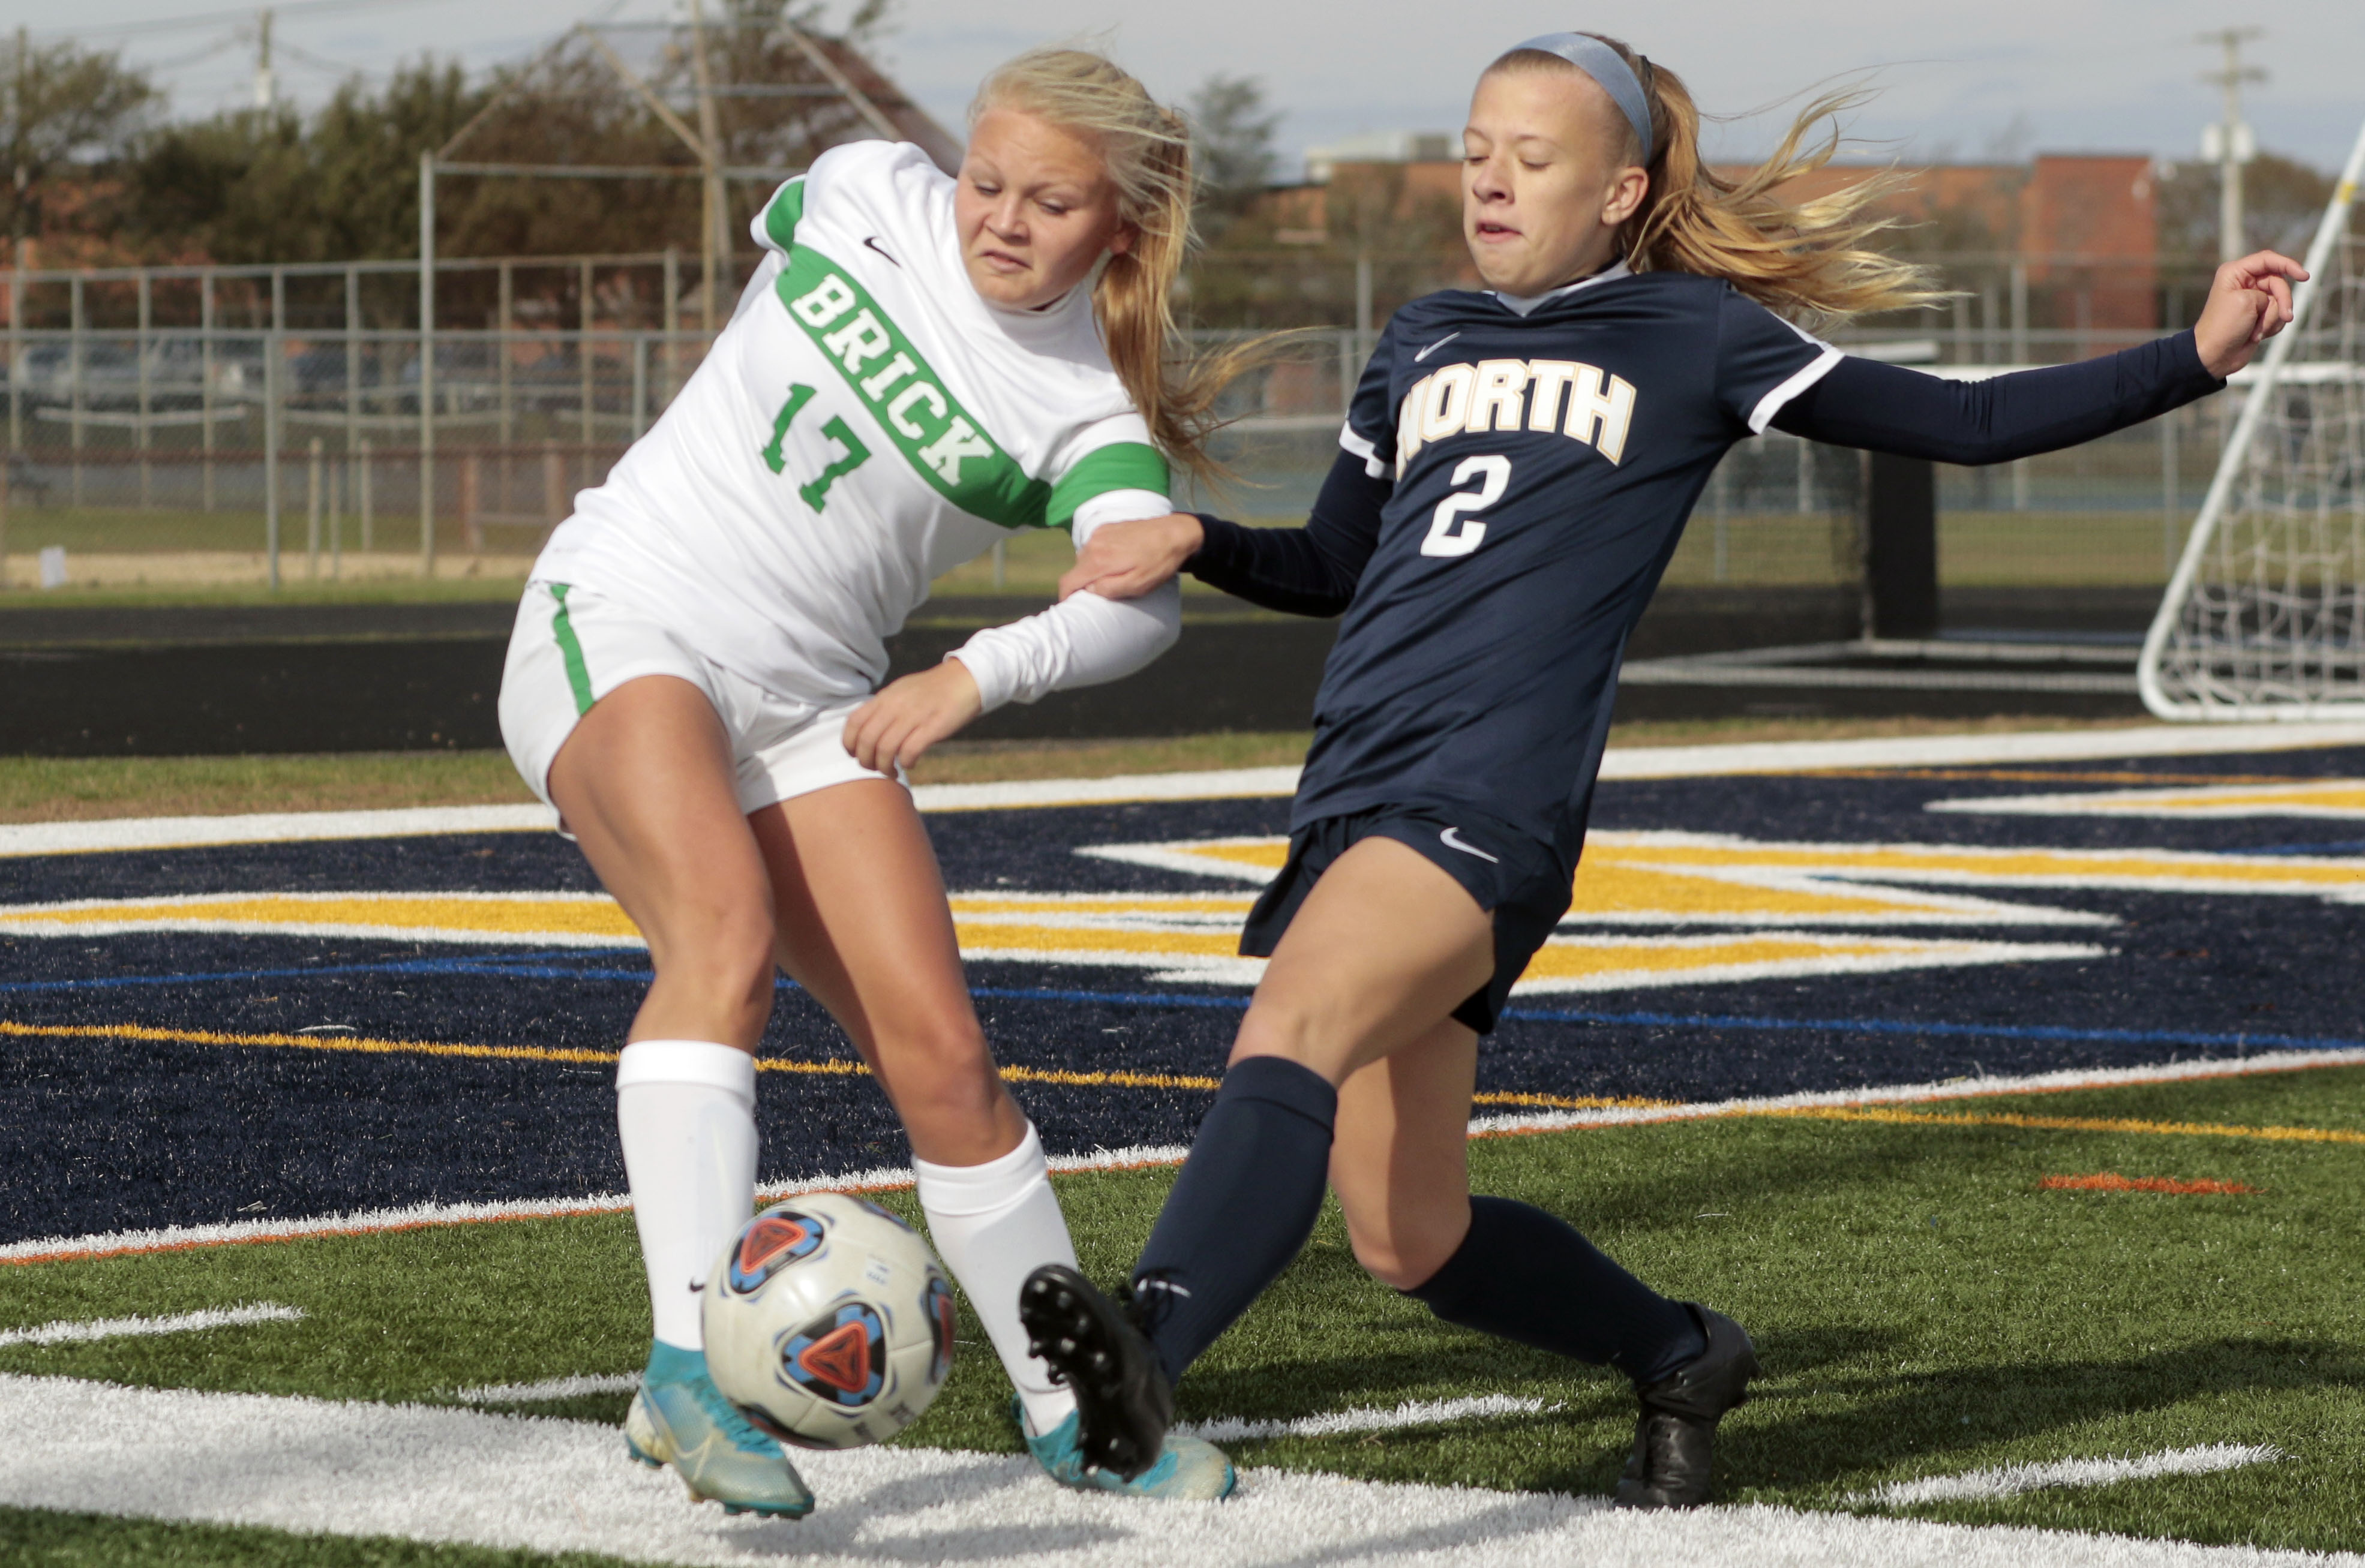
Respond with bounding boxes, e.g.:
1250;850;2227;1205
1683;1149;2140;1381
0;1302;302;1347
0;1376;2349;1568
451;1372;640;1405
10;1047;2361;1271
1184;1394;1557;1444
5;722;2361;859
1854;1444;2283;1507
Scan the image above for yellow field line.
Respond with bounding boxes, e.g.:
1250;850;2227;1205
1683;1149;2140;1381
0;1019;1664;1115
1768;1104;2365;1146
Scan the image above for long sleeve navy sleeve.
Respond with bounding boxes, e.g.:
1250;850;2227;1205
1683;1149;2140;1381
1769;330;2224;464
1182;450;1390;617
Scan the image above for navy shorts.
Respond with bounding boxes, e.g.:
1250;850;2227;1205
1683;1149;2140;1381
1238;804;1572;1034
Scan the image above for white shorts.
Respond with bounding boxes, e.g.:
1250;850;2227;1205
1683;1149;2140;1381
497;579;897;816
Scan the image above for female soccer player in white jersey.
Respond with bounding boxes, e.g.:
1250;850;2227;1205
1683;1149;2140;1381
497;50;1246;1515
1019;32;2306;1506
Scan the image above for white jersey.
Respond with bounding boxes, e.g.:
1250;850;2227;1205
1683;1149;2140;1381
533;140;1175;707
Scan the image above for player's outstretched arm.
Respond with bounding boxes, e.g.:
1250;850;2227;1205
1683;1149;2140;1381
2192;249;2307;378
1770;247;2304;466
1059;449;1386;617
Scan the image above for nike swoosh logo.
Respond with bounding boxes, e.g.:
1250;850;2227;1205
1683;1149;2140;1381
1413;331;1462;362
1439;827;1499;863
862;235;900;267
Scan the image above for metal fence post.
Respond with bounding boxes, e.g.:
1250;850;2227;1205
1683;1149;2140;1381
345;264;362;470
265;331;282;591
419;151;437;576
137;271;153;510
5;271;19;457
360;436;374;551
308;436;323;578
580;257;596;490
68;274;83;510
631;334;649;440
2161;408;2180;575
200;271;216;512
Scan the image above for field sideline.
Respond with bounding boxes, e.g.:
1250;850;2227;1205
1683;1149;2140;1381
4;720;2364;1566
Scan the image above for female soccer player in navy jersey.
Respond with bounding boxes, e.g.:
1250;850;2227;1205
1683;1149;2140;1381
1016;32;2304;1506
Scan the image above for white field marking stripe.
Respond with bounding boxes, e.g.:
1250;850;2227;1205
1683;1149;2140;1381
1853;1444;2283;1507
9;1044;2364;1272
1929;784;2365;820
7;722;2364;860
1182;1395;1557;1444
1463;1045;2365;1140
0;1302;303;1347
449;1372;639;1405
8;1045;2358;1272
13;1044;2365;1270
0;1148;1190;1268
8;1376;2354;1568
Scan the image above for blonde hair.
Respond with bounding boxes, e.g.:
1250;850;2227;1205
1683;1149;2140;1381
1490;37;1944;323
972;47;1265;485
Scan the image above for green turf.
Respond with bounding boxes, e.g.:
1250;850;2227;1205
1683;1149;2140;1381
0;1507;634;1567
4;1064;2361;1554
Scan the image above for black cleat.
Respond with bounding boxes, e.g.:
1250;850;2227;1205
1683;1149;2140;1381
1018;1264;1174;1482
1613;1303;1759;1510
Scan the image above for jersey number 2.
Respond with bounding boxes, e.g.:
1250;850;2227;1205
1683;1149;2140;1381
760;382;872;512
1421;455;1510;558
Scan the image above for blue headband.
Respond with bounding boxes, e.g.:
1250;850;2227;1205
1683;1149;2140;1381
1509;32;1654;164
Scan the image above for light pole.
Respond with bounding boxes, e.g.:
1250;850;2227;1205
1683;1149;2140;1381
2197;28;2264;266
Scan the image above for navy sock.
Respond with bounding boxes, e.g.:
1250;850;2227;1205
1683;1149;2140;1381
1406;1196;1706;1384
1131;1055;1337;1383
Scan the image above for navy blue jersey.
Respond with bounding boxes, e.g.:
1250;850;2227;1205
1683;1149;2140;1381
1297;268;1832;863
1186;271;2223;873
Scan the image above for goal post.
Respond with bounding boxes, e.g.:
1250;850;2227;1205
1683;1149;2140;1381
2139;117;2365;720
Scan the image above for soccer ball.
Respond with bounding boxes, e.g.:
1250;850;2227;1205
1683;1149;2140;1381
701;1192;956;1449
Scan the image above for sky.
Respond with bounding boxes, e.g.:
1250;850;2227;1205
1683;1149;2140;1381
19;0;2365;178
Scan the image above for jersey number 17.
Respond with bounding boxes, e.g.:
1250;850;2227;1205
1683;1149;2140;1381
760;382;872;512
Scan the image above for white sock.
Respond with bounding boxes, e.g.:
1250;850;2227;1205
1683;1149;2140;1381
913;1122;1081;1437
616;1040;759;1354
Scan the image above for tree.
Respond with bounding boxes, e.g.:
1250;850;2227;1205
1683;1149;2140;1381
2154;151;2334;267
1188;73;1278;234
1;30;157;262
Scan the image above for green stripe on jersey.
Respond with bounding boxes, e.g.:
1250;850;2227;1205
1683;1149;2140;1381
762;178;806;252
773;245;1065;531
547;584;595;716
1047;442;1169;529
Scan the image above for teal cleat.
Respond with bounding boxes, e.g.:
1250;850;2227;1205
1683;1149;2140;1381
1016;1396;1237;1501
624;1343;814;1519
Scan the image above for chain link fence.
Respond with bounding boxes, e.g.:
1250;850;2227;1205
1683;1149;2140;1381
0;254;2225;605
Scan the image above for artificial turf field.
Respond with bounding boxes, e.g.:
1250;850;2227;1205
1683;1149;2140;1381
3;726;2364;1565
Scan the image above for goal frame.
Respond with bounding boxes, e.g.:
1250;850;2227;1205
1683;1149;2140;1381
2138;118;2365;721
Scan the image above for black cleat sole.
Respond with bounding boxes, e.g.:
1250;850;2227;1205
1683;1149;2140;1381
1019;1264;1172;1481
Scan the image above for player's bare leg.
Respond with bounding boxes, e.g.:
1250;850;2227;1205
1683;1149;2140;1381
547;675;812;1517
1325;1016;1757;1507
752;779;1232;1498
1024;837;1754;1503
1024;840;1489;1475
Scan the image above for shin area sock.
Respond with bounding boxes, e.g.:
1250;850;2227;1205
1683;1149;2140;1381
913;1121;1081;1436
1406;1195;1706;1383
616;1040;760;1353
1132;1055;1338;1383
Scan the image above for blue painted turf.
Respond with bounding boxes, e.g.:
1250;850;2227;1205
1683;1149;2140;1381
2;745;2361;1243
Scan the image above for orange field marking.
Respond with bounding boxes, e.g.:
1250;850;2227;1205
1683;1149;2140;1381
2038;1172;2261;1195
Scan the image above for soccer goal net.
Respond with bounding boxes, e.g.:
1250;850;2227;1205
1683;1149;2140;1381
2140;121;2365;720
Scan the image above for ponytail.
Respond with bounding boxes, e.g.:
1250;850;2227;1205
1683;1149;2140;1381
973;49;1269;486
1491;37;1945;323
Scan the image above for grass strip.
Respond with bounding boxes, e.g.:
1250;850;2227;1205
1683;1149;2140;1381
3;1065;2359;1550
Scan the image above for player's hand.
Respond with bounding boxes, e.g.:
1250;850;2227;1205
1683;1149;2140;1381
2194;250;2309;377
1057;513;1203;602
842;660;983;773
